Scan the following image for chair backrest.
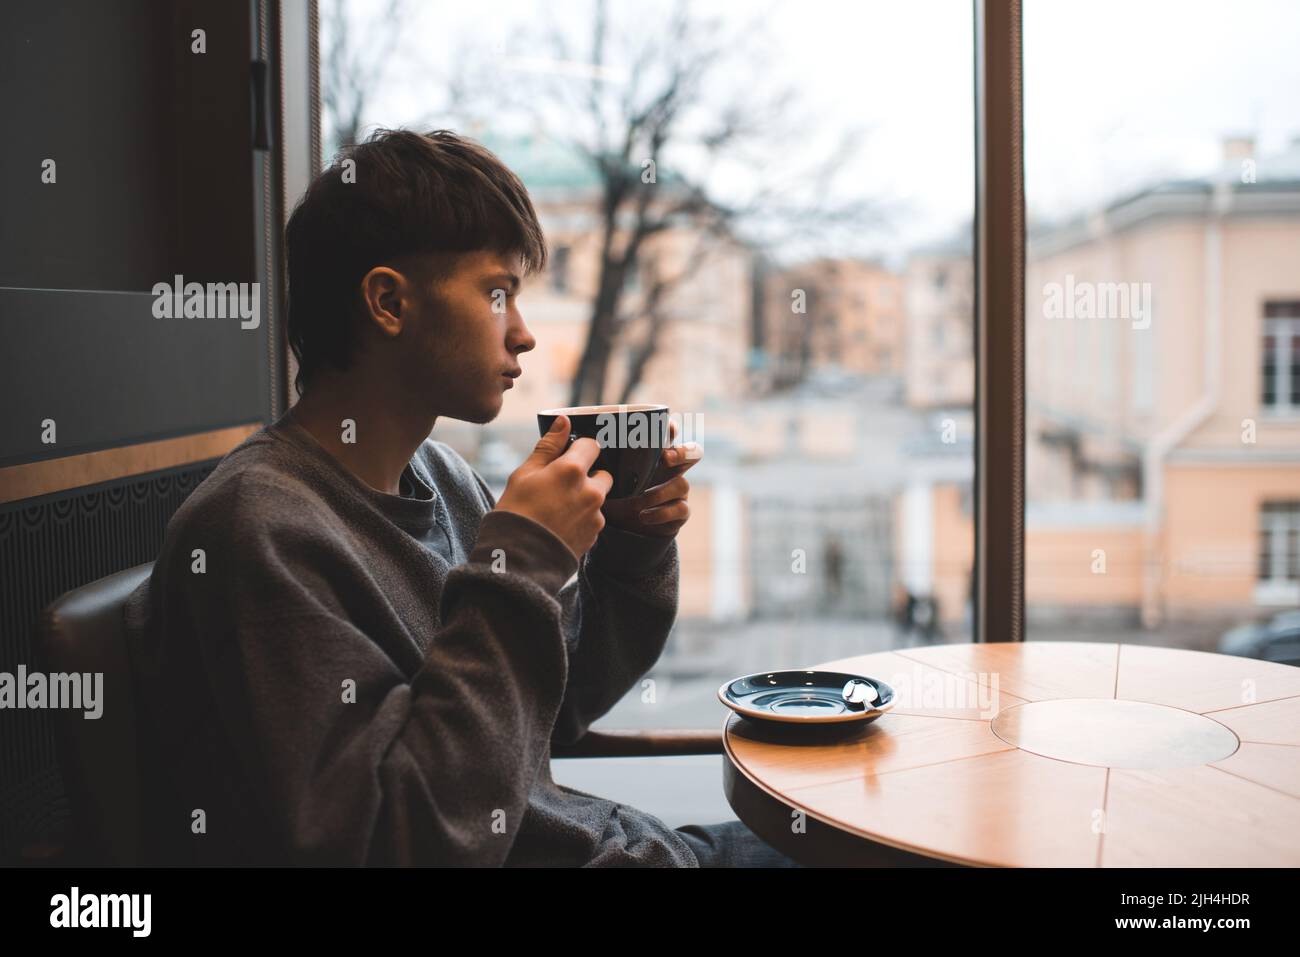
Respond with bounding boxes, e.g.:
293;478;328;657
37;562;153;866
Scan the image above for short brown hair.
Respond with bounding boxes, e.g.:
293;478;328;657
285;129;547;396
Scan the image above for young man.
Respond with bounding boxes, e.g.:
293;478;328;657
124;129;798;867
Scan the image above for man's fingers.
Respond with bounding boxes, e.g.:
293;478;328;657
559;435;602;473
589;468;614;498
636;474;690;508
638;499;690;525
650;442;702;484
527;415;572;466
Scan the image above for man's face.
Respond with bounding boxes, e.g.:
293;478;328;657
398;249;536;424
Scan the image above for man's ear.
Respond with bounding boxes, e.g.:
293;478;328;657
359;266;406;338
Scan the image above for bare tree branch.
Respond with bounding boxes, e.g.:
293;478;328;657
320;0;409;155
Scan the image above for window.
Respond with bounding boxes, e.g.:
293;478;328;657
1073;314;1090;391
1130;306;1154;414
549;244;570;294
326;0;974;748
1262;301;1300;413
1259;502;1300;584
1025;0;1300;642
1098;314;1116;400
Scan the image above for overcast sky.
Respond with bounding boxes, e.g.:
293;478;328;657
339;0;1300;261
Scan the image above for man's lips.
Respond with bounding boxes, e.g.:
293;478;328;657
502;368;521;388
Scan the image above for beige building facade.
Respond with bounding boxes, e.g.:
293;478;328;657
903;240;974;410
762;258;905;386
1023;139;1300;624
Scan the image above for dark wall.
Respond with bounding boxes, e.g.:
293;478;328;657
0;0;281;861
0;0;254;291
0;0;269;468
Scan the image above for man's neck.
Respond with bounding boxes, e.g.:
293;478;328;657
287;375;437;496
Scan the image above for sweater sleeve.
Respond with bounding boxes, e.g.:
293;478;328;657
160;472;576;867
465;468;680;746
549;527;680;745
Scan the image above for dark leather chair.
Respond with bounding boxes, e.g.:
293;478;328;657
36;563;722;866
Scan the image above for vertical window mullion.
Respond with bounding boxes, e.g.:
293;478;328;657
974;0;1026;642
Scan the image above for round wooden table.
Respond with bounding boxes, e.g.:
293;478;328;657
722;641;1300;867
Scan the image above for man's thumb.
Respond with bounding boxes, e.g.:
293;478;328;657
526;414;570;465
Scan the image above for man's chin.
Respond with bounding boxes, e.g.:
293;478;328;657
442;398;502;426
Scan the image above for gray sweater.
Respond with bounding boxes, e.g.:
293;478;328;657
123;411;700;866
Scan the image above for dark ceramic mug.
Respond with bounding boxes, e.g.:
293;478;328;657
536;403;670;499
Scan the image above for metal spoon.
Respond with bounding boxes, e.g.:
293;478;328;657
842;678;879;711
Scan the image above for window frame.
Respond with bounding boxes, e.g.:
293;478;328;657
1261;306;1300;416
300;2;1030;646
973;0;1026;643
1257;501;1300;605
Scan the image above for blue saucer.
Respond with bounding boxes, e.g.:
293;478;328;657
718;670;896;725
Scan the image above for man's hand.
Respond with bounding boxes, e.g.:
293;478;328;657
494;415;612;558
601;419;703;539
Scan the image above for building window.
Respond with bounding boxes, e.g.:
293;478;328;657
1130;303;1155;415
1259;502;1300;584
1262;301;1300;413
549;244;570;294
1098;315;1116;400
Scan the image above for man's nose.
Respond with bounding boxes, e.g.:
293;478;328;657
508;313;536;355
